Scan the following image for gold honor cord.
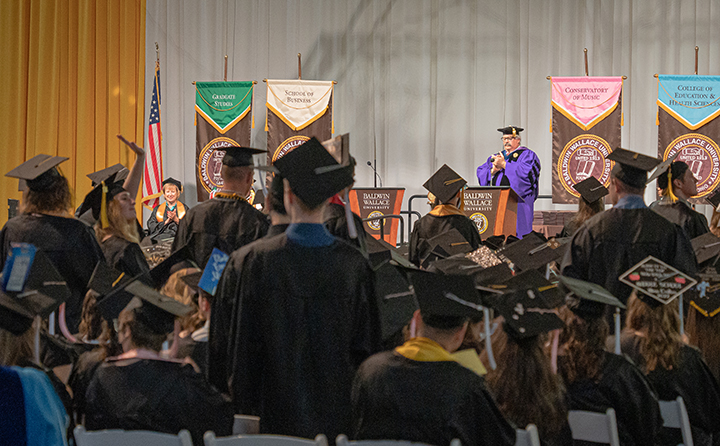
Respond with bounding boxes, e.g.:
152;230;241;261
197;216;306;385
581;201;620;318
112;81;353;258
196;86;253;113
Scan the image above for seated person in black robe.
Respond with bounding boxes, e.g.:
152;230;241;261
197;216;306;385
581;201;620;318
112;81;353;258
409;164;481;267
352;271;515;446
2;155;104;332
557;278;662;446
558;176;606;238
649;160;709;240
147;178;189;240
172;147;269;268
264;173;291;238
210;137;380;440
621;293;720;445
85;281;233;445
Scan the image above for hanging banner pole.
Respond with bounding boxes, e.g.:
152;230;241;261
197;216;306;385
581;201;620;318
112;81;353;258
695;46;699;75
584;48;589;76
298;53;302;79
224;55;228;82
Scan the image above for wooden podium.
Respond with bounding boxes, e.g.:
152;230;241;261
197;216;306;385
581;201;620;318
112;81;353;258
462;187;521;239
349;188;405;244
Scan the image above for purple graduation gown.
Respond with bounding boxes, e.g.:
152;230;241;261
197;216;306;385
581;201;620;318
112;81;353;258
477;147;540;237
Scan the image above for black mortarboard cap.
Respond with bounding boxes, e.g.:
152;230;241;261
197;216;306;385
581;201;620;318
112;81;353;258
497;126;523;136
374;263;418;342
619;256;696;307
0;251;70;335
689;268;720;318
691;232;720;266
122;281;193;335
608;148;661;189
6;154;69;192
573;176;608;203
77;172;126;220
483;235;506;250
423;164;467;204
646;151;681;185
705;188;720;209
503;268;565;308
180;271;202;291
428;254;485;276
87;164;128;186
88;261;130;297
321;133;352;167
427;229;474;259
274;137;354;208
559;275;625;319
409;270;483;320
497;232;568;272
142;242;197;289
493;288;564;340
365;236;416;271
219;147;267;167
162;177;182;190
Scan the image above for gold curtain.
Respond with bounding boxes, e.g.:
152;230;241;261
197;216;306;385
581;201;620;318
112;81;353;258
0;0;146;227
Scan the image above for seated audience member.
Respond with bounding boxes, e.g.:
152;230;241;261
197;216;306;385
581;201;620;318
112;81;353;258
264;173;291;237
685;297;720;383
559;176;607;238
409;165;481;267
649;160;709;239
85;281;233;444
147;178;188;240
351;271;515;446
557;276;662;446
621;292;720;445
482;285;572;446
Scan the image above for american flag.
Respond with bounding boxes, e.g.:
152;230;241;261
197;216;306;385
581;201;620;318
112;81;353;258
142;62;163;208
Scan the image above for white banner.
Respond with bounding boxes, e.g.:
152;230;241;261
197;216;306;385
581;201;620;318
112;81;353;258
266;80;333;131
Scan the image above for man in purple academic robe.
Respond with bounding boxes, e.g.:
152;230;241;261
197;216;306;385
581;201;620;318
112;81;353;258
476;126;540;238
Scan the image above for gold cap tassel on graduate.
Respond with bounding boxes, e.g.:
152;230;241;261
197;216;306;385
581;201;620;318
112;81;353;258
100;181;110;228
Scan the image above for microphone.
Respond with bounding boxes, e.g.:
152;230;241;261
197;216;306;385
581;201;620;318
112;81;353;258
367;161;383;187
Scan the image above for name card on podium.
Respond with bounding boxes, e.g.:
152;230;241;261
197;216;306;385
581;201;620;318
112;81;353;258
463;187;520;239
349;188;405;244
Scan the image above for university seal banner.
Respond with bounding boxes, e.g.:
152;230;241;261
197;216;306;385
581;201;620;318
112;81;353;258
265;80;334;165
195;81;254;201
657;75;720;200
551;77;623;204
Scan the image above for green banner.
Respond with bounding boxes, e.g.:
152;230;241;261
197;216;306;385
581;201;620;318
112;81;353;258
195;81;253;134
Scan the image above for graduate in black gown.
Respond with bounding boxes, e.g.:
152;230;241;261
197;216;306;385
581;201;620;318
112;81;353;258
649;160;709;240
85;280;233;445
621;292;720;446
557;276;662;446
2;155;104;333
558;176;607;238
562;148;697;306
172;147;269;268
352;271;515;446
210;137;380;439
264;173;291;238
146;178;189;240
409;164;481;267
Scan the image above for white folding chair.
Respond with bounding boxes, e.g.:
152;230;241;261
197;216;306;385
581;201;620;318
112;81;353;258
335;434;457;446
568;408;620;446
74;426;193;446
232;415;261;435
659;397;694;446
204;433;328;446
515;424;540;446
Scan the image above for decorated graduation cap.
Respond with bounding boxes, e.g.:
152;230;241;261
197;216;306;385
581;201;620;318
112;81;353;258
691;232;720;266
217;146;267;168
409;270;483;324
573;176;608;204
0;247;70;335
87;163;128;186
503;268;565;308
559;275;625;319
77;172;127;228
423;164;467;204
619;256;697;307
162;177;182;191
498;126;523;136
496;232;568;272
6;154;69;192
274;137;354;208
608;148;661;189
689;268;720;318
122;281;193;335
491;287;564;340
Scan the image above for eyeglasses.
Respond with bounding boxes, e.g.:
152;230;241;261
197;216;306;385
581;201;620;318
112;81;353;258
501;136;517;142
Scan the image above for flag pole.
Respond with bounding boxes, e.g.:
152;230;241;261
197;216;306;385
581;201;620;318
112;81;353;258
695;46;699;75
298;53;302;79
155;42;159;64
584;48;589;76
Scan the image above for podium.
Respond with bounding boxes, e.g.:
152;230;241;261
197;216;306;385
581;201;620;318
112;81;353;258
462;187;521;239
349;188;405;244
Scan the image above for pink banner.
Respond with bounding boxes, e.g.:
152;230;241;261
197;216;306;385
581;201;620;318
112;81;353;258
551;77;623;130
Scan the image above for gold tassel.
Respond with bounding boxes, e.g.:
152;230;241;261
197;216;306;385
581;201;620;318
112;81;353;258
621;78;624;126
251;85;255;129
100;182;110;228
666;168;679;203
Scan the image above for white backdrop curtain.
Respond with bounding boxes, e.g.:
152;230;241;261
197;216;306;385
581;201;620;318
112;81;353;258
144;0;720;222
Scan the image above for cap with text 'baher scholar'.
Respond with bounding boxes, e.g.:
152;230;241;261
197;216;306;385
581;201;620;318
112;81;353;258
216;146;267;168
498;126;524;136
559;275;625;320
422;164;467;205
408;269;483;321
573;176;608;204
87;163;128;186
6;154;69;192
273;137;354;208
607;148;661;189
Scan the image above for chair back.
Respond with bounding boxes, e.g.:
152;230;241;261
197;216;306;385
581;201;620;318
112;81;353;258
335;434;455;446
568;408;620;446
233;415;261;435
74;426;193;446
204;433;328;446
515;424;540;446
659;397;694;446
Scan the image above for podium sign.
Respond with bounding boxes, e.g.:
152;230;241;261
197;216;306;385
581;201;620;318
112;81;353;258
349;188;405;244
463;187;519;238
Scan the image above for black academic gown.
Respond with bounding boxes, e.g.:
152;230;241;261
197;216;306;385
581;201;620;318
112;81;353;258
409;213;482;267
209;233;380;440
560;352;663;446
649;197;710;240
351;351;516;446
146;201;188;240
621;335;720;445
68;348;108;424
561;207;697;305
171;195;268;268
0;214;104;332
324;202;368;257
100;235;150;277
85;356;233;445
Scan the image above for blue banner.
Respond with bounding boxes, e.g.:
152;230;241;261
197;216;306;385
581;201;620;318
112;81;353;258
658;75;720;129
